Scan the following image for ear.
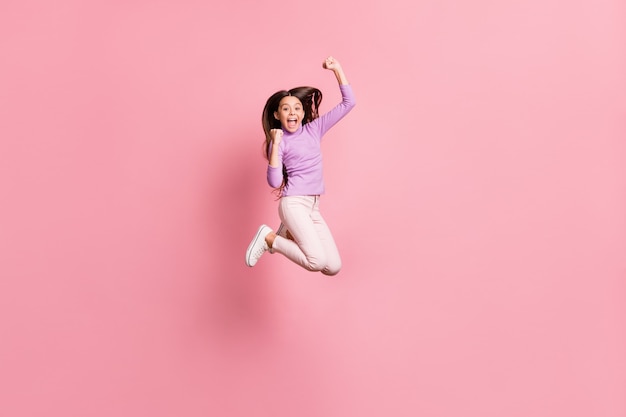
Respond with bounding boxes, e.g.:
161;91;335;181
273;111;279;120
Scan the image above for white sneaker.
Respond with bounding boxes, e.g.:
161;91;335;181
269;222;289;254
245;225;271;267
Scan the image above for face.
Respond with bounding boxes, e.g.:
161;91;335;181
274;96;304;133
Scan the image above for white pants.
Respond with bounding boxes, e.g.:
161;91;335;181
272;195;342;276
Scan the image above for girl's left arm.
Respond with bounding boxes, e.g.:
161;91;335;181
323;56;349;85
315;56;355;136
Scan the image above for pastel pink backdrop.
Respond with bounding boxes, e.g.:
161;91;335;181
1;0;625;416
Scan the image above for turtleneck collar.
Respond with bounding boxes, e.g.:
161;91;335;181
281;124;303;137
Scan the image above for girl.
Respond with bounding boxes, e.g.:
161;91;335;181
245;56;356;275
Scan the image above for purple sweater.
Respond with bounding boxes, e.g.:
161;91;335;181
267;84;356;196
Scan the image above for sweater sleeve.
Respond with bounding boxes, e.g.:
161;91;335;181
266;142;284;188
315;84;356;137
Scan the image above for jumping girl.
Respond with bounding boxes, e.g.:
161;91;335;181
245;56;356;275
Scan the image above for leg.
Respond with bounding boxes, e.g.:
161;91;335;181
268;222;291;254
310;198;342;276
272;196;328;272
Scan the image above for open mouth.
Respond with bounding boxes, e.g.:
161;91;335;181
287;117;298;128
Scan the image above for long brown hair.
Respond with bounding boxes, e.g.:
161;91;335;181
261;86;323;196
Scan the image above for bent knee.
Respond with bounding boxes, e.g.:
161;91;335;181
322;261;342;276
305;254;328;272
304;254;341;275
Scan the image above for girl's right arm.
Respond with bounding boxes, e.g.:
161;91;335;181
267;129;284;188
268;129;282;167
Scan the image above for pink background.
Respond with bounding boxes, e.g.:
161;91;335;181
1;0;625;416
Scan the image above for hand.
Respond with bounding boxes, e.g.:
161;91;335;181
322;56;342;71
270;128;283;145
